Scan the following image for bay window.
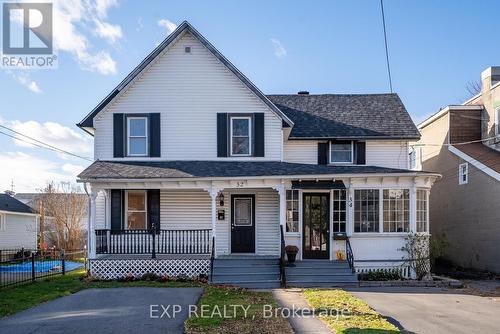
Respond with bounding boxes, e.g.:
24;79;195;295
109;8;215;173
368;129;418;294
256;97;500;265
230;116;251;156
416;189;428;232
354;189;379;232
126;190;147;230
383;189;409;233
286;190;299;233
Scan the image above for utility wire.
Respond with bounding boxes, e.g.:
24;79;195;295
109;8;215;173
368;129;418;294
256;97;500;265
380;0;393;93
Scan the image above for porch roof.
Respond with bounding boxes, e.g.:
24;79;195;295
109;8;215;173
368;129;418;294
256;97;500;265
78;160;436;181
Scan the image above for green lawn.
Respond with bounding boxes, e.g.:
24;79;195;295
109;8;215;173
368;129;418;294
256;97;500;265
185;286;292;334
303;289;400;334
0;269;200;317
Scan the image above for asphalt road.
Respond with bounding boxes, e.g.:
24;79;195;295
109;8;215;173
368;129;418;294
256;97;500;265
0;287;204;334
348;286;500;334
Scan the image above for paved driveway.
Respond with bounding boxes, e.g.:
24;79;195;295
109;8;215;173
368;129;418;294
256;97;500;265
0;287;204;334
348;286;500;334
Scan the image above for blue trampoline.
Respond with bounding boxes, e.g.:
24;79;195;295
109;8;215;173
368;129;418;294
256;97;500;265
0;261;83;273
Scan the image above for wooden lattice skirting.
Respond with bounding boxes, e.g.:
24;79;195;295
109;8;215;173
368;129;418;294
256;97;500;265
89;259;210;280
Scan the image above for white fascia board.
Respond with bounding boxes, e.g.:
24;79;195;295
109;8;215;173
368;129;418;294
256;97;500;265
448;146;500;181
0;210;39;217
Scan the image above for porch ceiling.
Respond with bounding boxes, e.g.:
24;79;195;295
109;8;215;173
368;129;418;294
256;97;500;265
78;160;435;181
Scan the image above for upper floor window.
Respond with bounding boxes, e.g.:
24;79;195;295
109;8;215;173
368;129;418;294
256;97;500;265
230;116;252;156
459;163;468;185
0;214;5;231
127;117;148;156
126;190;147;229
330;141;353;164
286;190;299;233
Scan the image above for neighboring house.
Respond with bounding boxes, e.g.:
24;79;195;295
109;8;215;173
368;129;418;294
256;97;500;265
417;66;500;274
77;21;439;287
0;193;39;250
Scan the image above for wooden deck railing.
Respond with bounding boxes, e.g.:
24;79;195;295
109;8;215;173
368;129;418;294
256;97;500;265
95;229;212;255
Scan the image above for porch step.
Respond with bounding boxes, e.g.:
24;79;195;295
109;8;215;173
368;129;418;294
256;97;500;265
210;257;280;289
285;260;358;288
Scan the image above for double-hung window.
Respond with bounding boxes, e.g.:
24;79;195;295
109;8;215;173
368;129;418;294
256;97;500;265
330;141;353;163
230;116;252;156
354;189;379;232
126;191;147;230
459;163;468;185
383;189;410;233
286;190;299;233
127;117;148;156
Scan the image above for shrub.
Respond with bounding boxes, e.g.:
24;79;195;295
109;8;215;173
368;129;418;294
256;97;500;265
399;233;431;280
141;273;159;281
358;269;403;281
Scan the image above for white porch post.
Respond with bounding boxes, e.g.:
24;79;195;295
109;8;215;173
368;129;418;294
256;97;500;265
88;191;98;259
410;179;417;233
277;182;286;228
208;186;219;258
347;179;354;236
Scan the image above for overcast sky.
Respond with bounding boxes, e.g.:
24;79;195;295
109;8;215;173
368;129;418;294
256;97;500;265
1;0;499;192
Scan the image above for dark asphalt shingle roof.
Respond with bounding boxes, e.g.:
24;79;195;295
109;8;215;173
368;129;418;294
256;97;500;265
78;161;430;180
267;94;420;139
0;194;36;214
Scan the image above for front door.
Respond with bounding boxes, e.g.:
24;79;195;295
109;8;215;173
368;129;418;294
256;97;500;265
231;195;255;253
303;193;330;259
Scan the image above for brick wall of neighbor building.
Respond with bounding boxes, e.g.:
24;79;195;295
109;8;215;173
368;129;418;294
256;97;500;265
449;110;482;144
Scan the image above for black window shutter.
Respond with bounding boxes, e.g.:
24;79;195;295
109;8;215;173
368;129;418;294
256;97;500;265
254;113;265;157
147;189;161;233
113;114;124;158
318;142;329;165
110;189;122;230
217;113;228;157
356;141;366;165
149;113;161;157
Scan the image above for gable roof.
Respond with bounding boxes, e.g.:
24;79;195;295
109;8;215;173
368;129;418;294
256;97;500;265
268;93;420;140
0;194;37;214
77;21;293;132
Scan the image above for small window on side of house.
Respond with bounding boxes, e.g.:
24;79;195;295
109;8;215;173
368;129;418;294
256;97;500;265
459;163;468;185
0;214;5;231
409;149;416;169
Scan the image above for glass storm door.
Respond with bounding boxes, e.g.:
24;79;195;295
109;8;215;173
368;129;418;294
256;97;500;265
231;195;255;253
303;193;330;259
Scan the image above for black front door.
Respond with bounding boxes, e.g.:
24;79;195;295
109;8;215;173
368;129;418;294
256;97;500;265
303;193;330;259
231;195;255;253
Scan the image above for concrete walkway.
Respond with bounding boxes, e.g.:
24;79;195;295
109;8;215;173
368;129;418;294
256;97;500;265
348;286;500;334
273;289;332;334
0;287;204;334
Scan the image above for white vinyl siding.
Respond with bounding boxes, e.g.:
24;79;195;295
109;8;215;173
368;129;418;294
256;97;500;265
160;190;212;230
94;192;106;229
93;32;282;161
0;213;37;249
284;140;409;168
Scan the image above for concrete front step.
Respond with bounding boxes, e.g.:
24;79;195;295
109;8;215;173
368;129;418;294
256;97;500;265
213;273;280;281
213;266;279;274
287;281;359;288
286;267;353;274
213;259;279;266
287;274;358;282
212;280;281;289
291;261;350;268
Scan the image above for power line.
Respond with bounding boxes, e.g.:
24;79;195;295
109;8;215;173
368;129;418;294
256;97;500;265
380;0;393;93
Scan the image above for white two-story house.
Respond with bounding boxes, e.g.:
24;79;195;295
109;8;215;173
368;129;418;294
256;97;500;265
77;21;439;288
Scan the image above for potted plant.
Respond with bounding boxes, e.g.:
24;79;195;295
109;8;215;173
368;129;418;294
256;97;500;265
285;245;299;265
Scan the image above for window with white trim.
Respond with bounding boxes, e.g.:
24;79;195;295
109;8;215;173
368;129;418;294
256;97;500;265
354;189;379;232
127;117;148;156
0;214;5;231
416;189;428;232
459;163;468;185
330;141;353;163
333;189;347;233
230;116;251;156
383;189;410;233
126;191;147;230
496;107;500;136
286;190;299;233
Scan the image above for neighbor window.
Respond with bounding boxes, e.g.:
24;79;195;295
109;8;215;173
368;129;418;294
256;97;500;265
126;191;147;230
354;189;379;232
230;116;251;156
496;107;500;136
330;141;353;163
286;190;299;233
0;214;5;231
416;189;428;232
333;189;347;233
459;163;468;185
409;149;416;169
383;189;409;233
127;117;148;156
